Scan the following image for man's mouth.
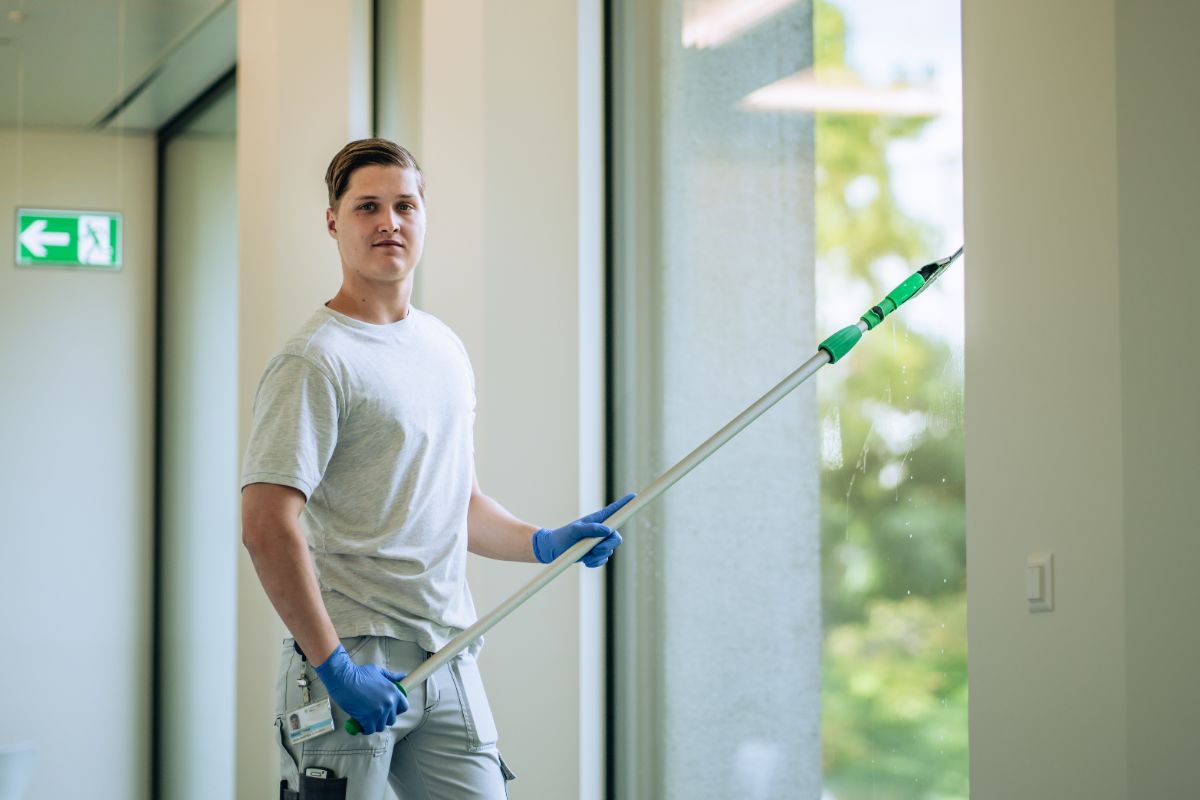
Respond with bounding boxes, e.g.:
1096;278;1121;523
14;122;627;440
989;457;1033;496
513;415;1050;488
373;240;404;248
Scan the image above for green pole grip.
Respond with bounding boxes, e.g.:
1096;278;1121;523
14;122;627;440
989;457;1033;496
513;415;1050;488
344;682;408;736
860;272;925;329
818;324;863;363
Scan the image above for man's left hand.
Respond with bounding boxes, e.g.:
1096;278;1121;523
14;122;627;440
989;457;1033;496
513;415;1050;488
531;493;635;567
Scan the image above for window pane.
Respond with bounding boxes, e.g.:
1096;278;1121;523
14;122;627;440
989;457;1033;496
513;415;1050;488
813;1;966;798
612;1;965;797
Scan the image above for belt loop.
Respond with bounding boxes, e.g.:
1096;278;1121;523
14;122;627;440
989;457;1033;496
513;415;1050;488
422;649;440;710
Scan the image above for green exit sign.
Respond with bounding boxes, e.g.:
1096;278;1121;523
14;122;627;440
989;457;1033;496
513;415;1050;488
15;208;123;269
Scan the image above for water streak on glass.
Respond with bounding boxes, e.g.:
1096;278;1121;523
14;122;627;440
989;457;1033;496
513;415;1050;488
815;0;966;797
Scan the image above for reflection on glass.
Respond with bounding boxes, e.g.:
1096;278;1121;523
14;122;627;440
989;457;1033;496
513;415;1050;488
681;0;801;49
612;0;820;797
813;1;967;798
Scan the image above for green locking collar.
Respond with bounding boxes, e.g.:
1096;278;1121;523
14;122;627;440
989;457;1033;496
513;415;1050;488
818;324;863;363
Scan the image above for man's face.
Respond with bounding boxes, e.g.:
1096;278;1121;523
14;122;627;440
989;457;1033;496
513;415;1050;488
326;164;426;286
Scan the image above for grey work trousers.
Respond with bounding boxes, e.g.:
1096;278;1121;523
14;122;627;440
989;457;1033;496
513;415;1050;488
275;636;513;800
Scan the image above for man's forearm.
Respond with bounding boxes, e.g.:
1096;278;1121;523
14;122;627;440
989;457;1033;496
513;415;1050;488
466;491;540;562
244;520;341;665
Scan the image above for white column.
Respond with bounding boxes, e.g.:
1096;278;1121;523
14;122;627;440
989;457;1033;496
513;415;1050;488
1112;1;1200;796
963;2;1127;796
417;1;605;797
235;2;372;796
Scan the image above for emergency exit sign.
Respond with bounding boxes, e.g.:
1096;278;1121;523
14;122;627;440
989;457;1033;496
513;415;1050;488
15;208;122;269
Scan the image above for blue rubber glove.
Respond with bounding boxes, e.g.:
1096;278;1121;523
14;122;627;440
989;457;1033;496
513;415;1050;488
313;644;409;735
532;493;635;567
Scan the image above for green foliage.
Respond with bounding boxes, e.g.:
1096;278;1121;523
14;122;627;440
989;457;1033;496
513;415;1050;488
815;1;968;797
823;595;969;800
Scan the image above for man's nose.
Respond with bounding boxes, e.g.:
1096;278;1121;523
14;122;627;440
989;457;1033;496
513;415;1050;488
380;210;401;230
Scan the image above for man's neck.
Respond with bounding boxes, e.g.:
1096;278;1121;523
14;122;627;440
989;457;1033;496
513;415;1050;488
326;280;413;325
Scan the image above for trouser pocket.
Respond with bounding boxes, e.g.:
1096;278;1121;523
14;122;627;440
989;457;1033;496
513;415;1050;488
449;655;499;750
275;718;301;790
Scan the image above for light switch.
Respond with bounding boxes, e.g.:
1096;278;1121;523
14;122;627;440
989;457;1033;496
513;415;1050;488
1027;552;1054;612
1025;565;1044;601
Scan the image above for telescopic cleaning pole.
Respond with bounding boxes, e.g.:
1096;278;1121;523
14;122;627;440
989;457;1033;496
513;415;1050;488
346;245;964;735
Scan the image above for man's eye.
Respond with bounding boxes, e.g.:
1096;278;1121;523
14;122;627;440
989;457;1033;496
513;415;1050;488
358;202;375;211
398;203;415;212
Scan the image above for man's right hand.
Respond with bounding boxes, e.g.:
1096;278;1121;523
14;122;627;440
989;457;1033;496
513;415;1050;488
313;644;409;735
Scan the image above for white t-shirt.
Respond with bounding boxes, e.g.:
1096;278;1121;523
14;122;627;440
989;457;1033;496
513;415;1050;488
241;305;478;653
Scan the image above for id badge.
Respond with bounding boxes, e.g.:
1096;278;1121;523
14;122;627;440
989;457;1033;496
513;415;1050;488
285;698;336;745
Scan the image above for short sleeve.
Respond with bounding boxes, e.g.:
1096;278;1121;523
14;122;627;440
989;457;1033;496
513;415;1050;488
240;354;342;498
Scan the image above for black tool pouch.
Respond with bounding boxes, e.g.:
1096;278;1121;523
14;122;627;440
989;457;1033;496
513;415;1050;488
301;773;349;799
279;773;347;799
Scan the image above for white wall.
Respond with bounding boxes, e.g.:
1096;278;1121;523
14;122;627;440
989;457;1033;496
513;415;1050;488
1112;1;1200;794
0;127;156;799
964;1;1199;796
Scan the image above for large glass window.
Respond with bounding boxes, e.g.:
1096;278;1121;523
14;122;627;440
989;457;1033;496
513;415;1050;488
813;2;965;797
610;1;965;797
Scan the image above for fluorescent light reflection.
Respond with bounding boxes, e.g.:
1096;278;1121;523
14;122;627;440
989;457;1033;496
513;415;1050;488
741;68;944;115
682;0;798;49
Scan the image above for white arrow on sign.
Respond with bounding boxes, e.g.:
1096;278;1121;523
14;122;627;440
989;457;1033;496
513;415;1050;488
19;219;72;257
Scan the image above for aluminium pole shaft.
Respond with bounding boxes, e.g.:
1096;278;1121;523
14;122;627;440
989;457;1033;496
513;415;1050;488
399;345;837;692
344;246;962;733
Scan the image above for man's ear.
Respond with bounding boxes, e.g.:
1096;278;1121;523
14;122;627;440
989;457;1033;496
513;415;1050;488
325;208;337;239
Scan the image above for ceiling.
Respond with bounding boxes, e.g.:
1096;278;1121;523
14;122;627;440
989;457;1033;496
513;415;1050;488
0;0;236;133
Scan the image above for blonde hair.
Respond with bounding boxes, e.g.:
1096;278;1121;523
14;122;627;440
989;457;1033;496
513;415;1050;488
325;138;425;208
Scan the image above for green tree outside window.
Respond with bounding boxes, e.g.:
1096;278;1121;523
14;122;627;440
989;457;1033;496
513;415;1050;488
816;2;968;798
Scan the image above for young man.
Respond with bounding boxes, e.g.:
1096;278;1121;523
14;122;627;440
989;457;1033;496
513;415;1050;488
241;138;632;799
